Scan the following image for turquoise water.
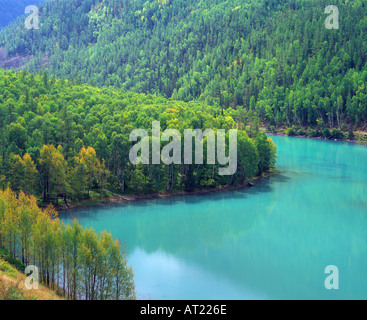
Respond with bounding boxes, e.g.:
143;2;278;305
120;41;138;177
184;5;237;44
60;136;367;300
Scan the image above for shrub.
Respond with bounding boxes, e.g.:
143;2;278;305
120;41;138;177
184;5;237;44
266;125;276;133
0;248;26;272
347;130;355;140
286;126;297;136
307;128;320;137
0;260;18;279
297;128;306;136
323;128;332;138
331;128;344;140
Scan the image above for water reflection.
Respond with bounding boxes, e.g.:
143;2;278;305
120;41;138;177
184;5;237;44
61;136;367;299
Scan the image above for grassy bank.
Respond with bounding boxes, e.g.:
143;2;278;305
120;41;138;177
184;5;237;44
0;263;64;300
0;249;63;300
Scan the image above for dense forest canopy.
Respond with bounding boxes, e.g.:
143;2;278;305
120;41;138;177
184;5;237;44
0;69;276;204
0;0;366;130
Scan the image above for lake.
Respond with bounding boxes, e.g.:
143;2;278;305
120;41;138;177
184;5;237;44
60;135;367;300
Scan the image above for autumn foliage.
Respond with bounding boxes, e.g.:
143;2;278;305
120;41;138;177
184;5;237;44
0;189;135;300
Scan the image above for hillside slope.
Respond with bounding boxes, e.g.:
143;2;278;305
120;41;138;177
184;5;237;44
0;261;63;300
0;0;366;129
0;250;63;300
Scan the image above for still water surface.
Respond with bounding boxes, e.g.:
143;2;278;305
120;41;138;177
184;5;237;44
60;136;367;299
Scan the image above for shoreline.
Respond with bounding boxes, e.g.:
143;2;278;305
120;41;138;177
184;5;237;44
47;131;366;214
264;128;366;144
54;170;278;213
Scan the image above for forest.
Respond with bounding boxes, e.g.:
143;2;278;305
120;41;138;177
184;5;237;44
0;69;277;205
1;0;365;301
0;0;366;132
0;188;136;300
0;67;276;299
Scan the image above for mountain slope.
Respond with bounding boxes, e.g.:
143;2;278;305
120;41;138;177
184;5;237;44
0;0;366;129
